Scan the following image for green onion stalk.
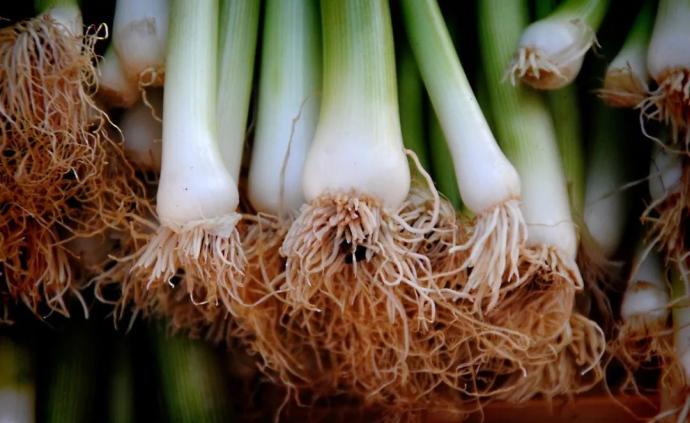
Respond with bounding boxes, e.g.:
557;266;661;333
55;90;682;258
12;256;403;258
154;328;234;422
398;40;431;176
0;0;148;318
578;104;630;330
507;0;609;90
45;324;97;423
598;0;654;108
479;0;605;398
0;338;34;423
402;0;527;313
273;0;462;410
429;110;462;212
642;0;690;150
128;0;258;325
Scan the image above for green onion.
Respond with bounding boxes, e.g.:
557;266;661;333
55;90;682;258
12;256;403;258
276;0;445;407
112;0;169;85
282;0;423;288
479;0;579;265
507;0;609;89
599;1;653;108
402;0;526;311
133;0;246;312
248;0;319;216
299;0;410;208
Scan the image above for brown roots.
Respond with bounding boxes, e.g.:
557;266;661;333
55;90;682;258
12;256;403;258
609;315;673;379
234;187;605;412
0;15;149;233
0;214;86;320
495;313;605;403
640;70;690;151
450;199;527;312
577;233;621;333
280;193;444;322
235;189;503;413
655;356;690;423
598;67;648;108
124;214;246;312
487;246;581;348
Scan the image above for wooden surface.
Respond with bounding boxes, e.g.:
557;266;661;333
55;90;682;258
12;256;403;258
467;395;659;423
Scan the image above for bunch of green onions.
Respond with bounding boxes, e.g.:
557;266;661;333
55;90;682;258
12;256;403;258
5;0;690;420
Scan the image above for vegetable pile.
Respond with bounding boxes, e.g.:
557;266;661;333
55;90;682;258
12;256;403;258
1;0;690;420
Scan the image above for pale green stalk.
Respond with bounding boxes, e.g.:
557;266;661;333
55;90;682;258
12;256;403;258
583;103;628;256
248;0;321;215
301;0;409;208
549;87;586;218
398;44;430;173
217;0;260;180
429;109;461;210
548;0;608;26
155;330;233;422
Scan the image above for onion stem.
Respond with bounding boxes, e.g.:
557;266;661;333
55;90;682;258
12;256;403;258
217;0;260;180
429;108;462;211
154;328;233;422
397;39;431;173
